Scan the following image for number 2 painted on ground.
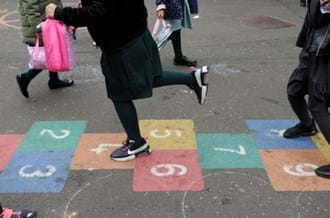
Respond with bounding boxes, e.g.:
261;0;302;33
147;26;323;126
40;129;70;139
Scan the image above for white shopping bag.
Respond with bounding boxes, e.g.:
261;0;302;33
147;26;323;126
152;18;173;49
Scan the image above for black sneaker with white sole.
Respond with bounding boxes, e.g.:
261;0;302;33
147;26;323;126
110;138;151;161
189;66;209;104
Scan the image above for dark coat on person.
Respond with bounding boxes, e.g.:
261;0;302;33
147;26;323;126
156;0;184;20
54;0;162;101
18;0;62;45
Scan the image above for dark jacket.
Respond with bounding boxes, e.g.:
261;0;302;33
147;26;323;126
18;0;62;45
156;0;183;20
296;0;330;50
54;0;148;52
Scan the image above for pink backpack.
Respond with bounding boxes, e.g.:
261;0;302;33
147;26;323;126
41;19;76;72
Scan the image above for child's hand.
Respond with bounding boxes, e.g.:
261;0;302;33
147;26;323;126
45;3;57;18
156;9;164;19
321;0;330;5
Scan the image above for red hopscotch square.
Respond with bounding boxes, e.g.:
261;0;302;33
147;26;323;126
0;135;24;172
133;150;204;192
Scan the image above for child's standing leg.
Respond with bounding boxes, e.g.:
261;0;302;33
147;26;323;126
110;67;208;161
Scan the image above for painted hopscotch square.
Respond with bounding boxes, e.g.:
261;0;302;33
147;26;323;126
197;134;263;169
0;150;75;193
0;135;24;172
246;120;316;149
71;133;134;170
139;120;196;150
312;133;330;162
19;120;86;151
133;150;204;192
260;149;330;191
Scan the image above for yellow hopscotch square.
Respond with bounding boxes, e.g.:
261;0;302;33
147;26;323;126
139;120;196;150
312;133;330;162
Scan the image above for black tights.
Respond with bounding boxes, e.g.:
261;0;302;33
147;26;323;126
170;30;183;59
23;69;60;82
288;95;314;127
112;70;194;142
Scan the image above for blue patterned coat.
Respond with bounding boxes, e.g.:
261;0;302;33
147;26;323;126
156;0;183;20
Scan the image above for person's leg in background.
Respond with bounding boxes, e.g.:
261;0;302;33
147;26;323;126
16;70;74;98
110;67;208;161
48;72;74;90
16;69;42;98
310;98;330;179
0;202;37;218
170;29;197;67
284;50;317;138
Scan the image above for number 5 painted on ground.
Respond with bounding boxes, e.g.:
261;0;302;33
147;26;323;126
283;163;317;176
40;129;70;139
150;129;182;138
214;145;247;155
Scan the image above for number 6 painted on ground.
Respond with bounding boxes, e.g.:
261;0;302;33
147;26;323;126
283;163;317;177
150;164;187;177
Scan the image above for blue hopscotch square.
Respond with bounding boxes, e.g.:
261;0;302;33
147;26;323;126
246;120;316;149
197;134;264;169
0;150;74;193
19;120;86;151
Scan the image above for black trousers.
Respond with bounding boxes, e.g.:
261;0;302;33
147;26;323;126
287;49;314;128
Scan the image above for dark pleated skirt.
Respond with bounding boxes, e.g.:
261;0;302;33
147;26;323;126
100;29;162;101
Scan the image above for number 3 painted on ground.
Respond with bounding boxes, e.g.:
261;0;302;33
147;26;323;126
40;129;70;139
150;129;182;138
150;164;187;177
19;165;56;178
283;163;317;177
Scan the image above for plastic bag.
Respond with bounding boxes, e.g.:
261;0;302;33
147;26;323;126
152;18;173;49
41;19;76;72
28;38;48;70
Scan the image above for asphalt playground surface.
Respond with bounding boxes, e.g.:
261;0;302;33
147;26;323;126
0;0;330;217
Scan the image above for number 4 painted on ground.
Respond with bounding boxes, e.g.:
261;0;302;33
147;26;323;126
214;145;247;155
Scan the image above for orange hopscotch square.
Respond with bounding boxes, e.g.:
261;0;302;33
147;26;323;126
260;149;330;191
133;150;204;192
71;133;134;170
0;135;24;172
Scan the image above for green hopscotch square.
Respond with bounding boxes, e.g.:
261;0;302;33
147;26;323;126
197;134;264;169
19;121;87;151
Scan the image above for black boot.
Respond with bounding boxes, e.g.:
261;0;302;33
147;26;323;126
315;165;330;179
48;79;74;90
16;74;30;98
174;56;197;67
283;122;317;138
